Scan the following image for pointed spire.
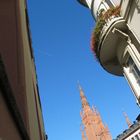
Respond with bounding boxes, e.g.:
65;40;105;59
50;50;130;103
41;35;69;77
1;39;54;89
78;83;112;140
78;81;82;91
123;112;132;128
78;82;89;109
78;81;85;97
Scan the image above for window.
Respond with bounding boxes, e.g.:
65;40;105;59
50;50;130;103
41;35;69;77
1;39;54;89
135;134;140;140
134;64;140;80
122;46;140;104
126;57;140;85
123;52;140;105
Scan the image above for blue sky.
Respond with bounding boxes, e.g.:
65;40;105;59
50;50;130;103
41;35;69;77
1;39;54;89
27;0;139;140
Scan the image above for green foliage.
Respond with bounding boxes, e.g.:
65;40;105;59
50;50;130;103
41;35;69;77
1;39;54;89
91;6;121;60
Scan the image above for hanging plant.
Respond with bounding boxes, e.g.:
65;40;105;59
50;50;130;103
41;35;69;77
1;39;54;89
91;6;121;60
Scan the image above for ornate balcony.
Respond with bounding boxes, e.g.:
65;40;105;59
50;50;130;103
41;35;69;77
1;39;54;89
91;6;128;76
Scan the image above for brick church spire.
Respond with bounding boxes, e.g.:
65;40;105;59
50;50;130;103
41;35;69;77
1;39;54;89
78;84;112;140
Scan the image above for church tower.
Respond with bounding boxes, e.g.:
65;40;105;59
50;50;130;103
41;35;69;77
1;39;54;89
78;84;112;140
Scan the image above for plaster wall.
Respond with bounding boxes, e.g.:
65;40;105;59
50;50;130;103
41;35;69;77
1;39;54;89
127;0;140;42
0;0;28;128
0;0;45;139
121;0;140;43
18;0;45;139
0;92;21;140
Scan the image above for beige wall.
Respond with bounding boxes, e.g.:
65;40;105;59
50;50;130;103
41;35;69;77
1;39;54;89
127;0;140;41
0;0;46;139
18;0;45;139
121;0;140;42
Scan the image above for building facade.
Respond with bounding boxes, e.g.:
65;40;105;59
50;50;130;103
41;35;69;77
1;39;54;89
0;0;46;140
78;85;112;140
77;0;140;105
116;115;140;140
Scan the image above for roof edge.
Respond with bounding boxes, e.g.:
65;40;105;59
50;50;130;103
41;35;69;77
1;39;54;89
77;0;89;8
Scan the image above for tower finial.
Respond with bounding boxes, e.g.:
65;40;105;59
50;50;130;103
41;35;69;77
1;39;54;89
78;83;89;108
77;80;82;91
123;111;132;128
